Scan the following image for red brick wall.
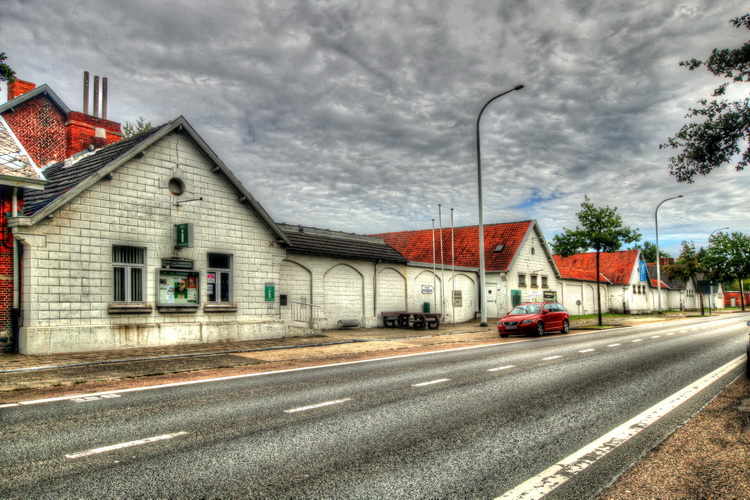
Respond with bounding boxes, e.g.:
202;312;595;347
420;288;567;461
2;98;68;166
7;79;36;100
0;191;16;335
65;111;122;157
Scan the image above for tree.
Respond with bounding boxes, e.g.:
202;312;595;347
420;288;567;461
702;231;750;311
632;241;670;263
122;116;152;138
661;14;750;183
0;51;15;90
552;196;641;325
664;241;707;315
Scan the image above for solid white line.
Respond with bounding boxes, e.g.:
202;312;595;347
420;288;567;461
488;365;515;372
579;349;595;353
542;356;562;361
496;355;744;500
412;378;450;387
65;431;188;459
284;398;351;413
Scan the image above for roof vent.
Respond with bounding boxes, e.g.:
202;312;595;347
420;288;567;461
494;244;504;252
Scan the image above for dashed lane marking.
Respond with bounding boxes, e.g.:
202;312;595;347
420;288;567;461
488;365;515;372
284;398;352;413
65;431;188;459
412;379;450;387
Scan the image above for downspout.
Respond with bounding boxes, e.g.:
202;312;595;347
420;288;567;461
11;188;20;353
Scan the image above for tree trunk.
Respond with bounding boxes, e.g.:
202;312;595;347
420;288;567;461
596;250;602;326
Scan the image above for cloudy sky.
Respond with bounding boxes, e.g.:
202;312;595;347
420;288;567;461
2;0;748;256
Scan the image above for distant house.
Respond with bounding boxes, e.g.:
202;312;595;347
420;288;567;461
376;220;562;320
646;261;723;312
553;250;652;315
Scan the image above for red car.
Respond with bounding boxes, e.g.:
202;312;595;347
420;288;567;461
497;301;570;338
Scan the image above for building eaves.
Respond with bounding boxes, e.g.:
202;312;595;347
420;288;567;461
0;84;71;116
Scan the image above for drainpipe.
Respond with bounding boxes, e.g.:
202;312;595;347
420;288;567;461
11;188;20;353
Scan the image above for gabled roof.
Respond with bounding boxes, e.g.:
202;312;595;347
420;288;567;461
0;116;46;189
553;249;641;285
374;220;556;273
281;224;408;263
0;84;70;115
18;116;290;245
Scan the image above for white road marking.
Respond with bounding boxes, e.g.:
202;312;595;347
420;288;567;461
496;355;744;500
412;378;450;387
666;332;675;336
488;365;515;372
542;356;562;361
608;343;621;347
284;398;351;413
73;394;121;403
632;339;644;343
579;349;595;353
651;335;661;339
65;431;188;459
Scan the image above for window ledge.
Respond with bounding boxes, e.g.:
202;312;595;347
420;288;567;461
204;303;238;313
158;305;200;314
108;303;153;315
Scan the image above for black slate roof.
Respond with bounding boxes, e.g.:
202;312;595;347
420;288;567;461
22;124;166;216
281;225;408;263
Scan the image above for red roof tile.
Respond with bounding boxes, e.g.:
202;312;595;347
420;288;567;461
373;221;534;272
553;249;640;285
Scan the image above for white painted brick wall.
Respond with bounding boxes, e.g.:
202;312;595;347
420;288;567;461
18;132;286;354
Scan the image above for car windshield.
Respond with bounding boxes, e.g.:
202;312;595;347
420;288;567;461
509;304;541;315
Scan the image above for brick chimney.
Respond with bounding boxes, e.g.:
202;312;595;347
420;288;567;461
64;72;122;156
7;79;36;101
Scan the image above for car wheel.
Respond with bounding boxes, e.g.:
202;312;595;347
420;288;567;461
560;319;569;334
536;322;545;337
500;334;509;338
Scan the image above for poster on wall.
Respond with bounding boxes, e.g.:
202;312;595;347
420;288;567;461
158;269;200;306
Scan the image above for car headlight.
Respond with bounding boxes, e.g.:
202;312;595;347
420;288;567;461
521;319;535;324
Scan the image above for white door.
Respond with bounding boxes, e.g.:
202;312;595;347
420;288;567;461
486;282;499;318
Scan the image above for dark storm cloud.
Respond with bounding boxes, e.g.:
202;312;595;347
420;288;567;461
2;0;748;254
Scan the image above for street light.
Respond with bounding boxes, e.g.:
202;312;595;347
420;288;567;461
477;84;524;326
655;195;683;313
709;227;729;243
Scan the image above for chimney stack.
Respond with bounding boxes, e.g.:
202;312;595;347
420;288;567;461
7;79;36;101
83;72;108;119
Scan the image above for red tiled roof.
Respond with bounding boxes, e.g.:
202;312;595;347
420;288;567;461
553;249;640;285
649;278;670;289
373;221;534;272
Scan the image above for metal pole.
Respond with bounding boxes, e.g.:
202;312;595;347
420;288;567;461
432;219;436;313
451;208;455;325
655;195;683;313
439;204;445;316
477;84;523;326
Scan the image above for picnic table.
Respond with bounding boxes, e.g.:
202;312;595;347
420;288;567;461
381;311;441;330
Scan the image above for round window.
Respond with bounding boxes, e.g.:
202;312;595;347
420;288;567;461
168;178;185;196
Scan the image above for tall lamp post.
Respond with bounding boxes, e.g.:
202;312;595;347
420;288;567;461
477;84;524;326
655;195;683;313
708;227;729;310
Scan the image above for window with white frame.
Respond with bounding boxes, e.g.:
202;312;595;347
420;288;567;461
207;253;232;303
113;245;146;302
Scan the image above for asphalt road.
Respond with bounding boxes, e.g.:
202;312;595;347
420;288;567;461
1;315;747;499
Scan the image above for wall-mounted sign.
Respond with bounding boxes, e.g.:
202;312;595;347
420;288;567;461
158;269;199;306
265;282;275;302
421;285;434;294
176;223;194;248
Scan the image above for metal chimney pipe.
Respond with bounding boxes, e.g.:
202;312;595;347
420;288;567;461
93;75;100;118
83;71;89;115
102;77;108;120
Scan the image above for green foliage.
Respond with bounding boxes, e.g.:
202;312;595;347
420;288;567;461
631;241;669;263
661;14;750;183
702;231;750;285
664;241;705;284
551;196;641;257
0;51;15;88
122;116;152;138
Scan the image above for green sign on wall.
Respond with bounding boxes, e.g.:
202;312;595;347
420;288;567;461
265;282;275;301
176;223;193;248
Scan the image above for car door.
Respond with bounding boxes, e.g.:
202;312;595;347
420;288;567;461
542;302;559;330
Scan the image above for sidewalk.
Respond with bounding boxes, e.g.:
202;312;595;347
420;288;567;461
0;312;729;400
